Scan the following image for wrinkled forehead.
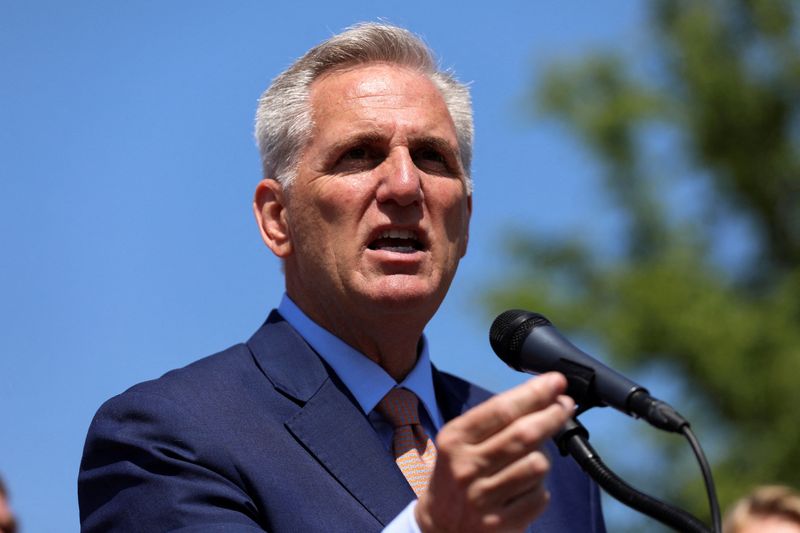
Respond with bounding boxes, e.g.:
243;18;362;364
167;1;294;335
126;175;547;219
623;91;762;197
307;63;458;141
313;63;447;108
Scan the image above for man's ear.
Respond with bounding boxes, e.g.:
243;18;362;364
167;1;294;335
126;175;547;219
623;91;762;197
461;194;472;258
253;178;292;258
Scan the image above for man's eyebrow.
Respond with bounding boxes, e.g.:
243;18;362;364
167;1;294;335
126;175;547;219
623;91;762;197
326;131;387;154
411;136;460;157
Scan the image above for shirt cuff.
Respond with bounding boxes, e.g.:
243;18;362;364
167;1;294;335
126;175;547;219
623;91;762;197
382;500;422;533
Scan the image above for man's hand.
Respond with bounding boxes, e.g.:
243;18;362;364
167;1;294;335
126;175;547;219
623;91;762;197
415;372;574;533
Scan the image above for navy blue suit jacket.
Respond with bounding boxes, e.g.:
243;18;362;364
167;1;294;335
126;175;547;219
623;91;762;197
79;311;605;531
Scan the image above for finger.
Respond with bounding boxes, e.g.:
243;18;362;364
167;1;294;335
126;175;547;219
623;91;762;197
496;483;551;530
467;449;551;510
445;373;568;443
477;483;550;532
471;398;572;476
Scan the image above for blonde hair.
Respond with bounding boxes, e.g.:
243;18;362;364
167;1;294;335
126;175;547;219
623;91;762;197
724;485;800;532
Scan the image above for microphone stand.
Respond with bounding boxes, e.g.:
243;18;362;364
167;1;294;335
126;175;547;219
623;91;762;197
555;418;711;533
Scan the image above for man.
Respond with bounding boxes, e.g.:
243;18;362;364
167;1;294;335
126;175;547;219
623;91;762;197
79;23;605;532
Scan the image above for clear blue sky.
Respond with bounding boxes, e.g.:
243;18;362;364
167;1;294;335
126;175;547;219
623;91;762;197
2;2;660;530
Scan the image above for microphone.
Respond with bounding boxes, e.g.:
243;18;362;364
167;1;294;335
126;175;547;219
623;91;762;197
490;310;688;433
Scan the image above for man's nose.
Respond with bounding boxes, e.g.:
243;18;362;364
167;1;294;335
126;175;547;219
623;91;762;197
375;148;423;207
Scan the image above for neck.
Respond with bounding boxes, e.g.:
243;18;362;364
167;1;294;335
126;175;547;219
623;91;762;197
287;291;429;382
346;328;422;381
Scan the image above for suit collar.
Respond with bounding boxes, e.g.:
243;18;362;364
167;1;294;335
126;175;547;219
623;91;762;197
247;310;330;403
246;311;415;525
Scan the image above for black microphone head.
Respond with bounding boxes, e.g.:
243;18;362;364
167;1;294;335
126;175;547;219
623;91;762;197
490;308;649;414
490;310;552;371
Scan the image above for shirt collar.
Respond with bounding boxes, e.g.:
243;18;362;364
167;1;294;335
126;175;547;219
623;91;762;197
278;293;443;430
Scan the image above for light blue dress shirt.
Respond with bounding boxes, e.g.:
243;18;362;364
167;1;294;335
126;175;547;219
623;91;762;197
278;294;442;532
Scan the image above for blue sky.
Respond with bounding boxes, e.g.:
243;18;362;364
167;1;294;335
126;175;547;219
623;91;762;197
1;2;661;530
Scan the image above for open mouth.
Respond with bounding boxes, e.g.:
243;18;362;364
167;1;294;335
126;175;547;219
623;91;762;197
368;229;425;254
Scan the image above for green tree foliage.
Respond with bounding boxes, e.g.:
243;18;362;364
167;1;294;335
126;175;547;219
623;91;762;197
487;0;800;523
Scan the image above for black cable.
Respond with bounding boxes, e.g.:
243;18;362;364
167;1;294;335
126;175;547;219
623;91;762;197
556;419;711;532
628;391;721;531
682;425;721;533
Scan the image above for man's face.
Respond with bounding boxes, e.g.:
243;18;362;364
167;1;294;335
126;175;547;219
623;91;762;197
265;63;471;328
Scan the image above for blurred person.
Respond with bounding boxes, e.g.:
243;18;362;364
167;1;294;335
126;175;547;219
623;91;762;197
0;476;17;533
724;485;800;533
78;22;605;532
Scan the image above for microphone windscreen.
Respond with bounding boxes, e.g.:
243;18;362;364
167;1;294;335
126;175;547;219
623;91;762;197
490;310;552;370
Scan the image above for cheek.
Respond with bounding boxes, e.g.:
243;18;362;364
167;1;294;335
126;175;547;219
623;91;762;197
289;181;371;268
314;179;369;226
435;190;470;244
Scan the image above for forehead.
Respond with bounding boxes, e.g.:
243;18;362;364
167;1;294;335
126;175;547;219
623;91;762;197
307;63;457;141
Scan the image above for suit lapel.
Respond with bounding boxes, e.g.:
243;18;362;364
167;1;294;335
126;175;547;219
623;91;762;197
248;312;415;526
285;378;415;525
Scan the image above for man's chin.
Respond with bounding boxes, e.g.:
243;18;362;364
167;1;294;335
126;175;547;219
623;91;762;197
355;279;448;313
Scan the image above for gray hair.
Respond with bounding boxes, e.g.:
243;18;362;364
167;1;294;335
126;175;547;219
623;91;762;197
254;22;474;192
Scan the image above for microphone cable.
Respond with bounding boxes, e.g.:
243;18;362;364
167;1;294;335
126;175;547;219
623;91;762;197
682;424;721;533
556;418;717;533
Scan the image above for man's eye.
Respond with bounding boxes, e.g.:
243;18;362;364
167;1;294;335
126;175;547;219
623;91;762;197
344;147;369;160
416;149;445;163
332;145;381;173
414;148;454;175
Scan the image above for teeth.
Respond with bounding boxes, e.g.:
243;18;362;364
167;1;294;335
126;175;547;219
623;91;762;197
378;229;417;240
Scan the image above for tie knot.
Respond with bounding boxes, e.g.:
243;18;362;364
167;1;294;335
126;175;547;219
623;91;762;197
376;388;421;428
